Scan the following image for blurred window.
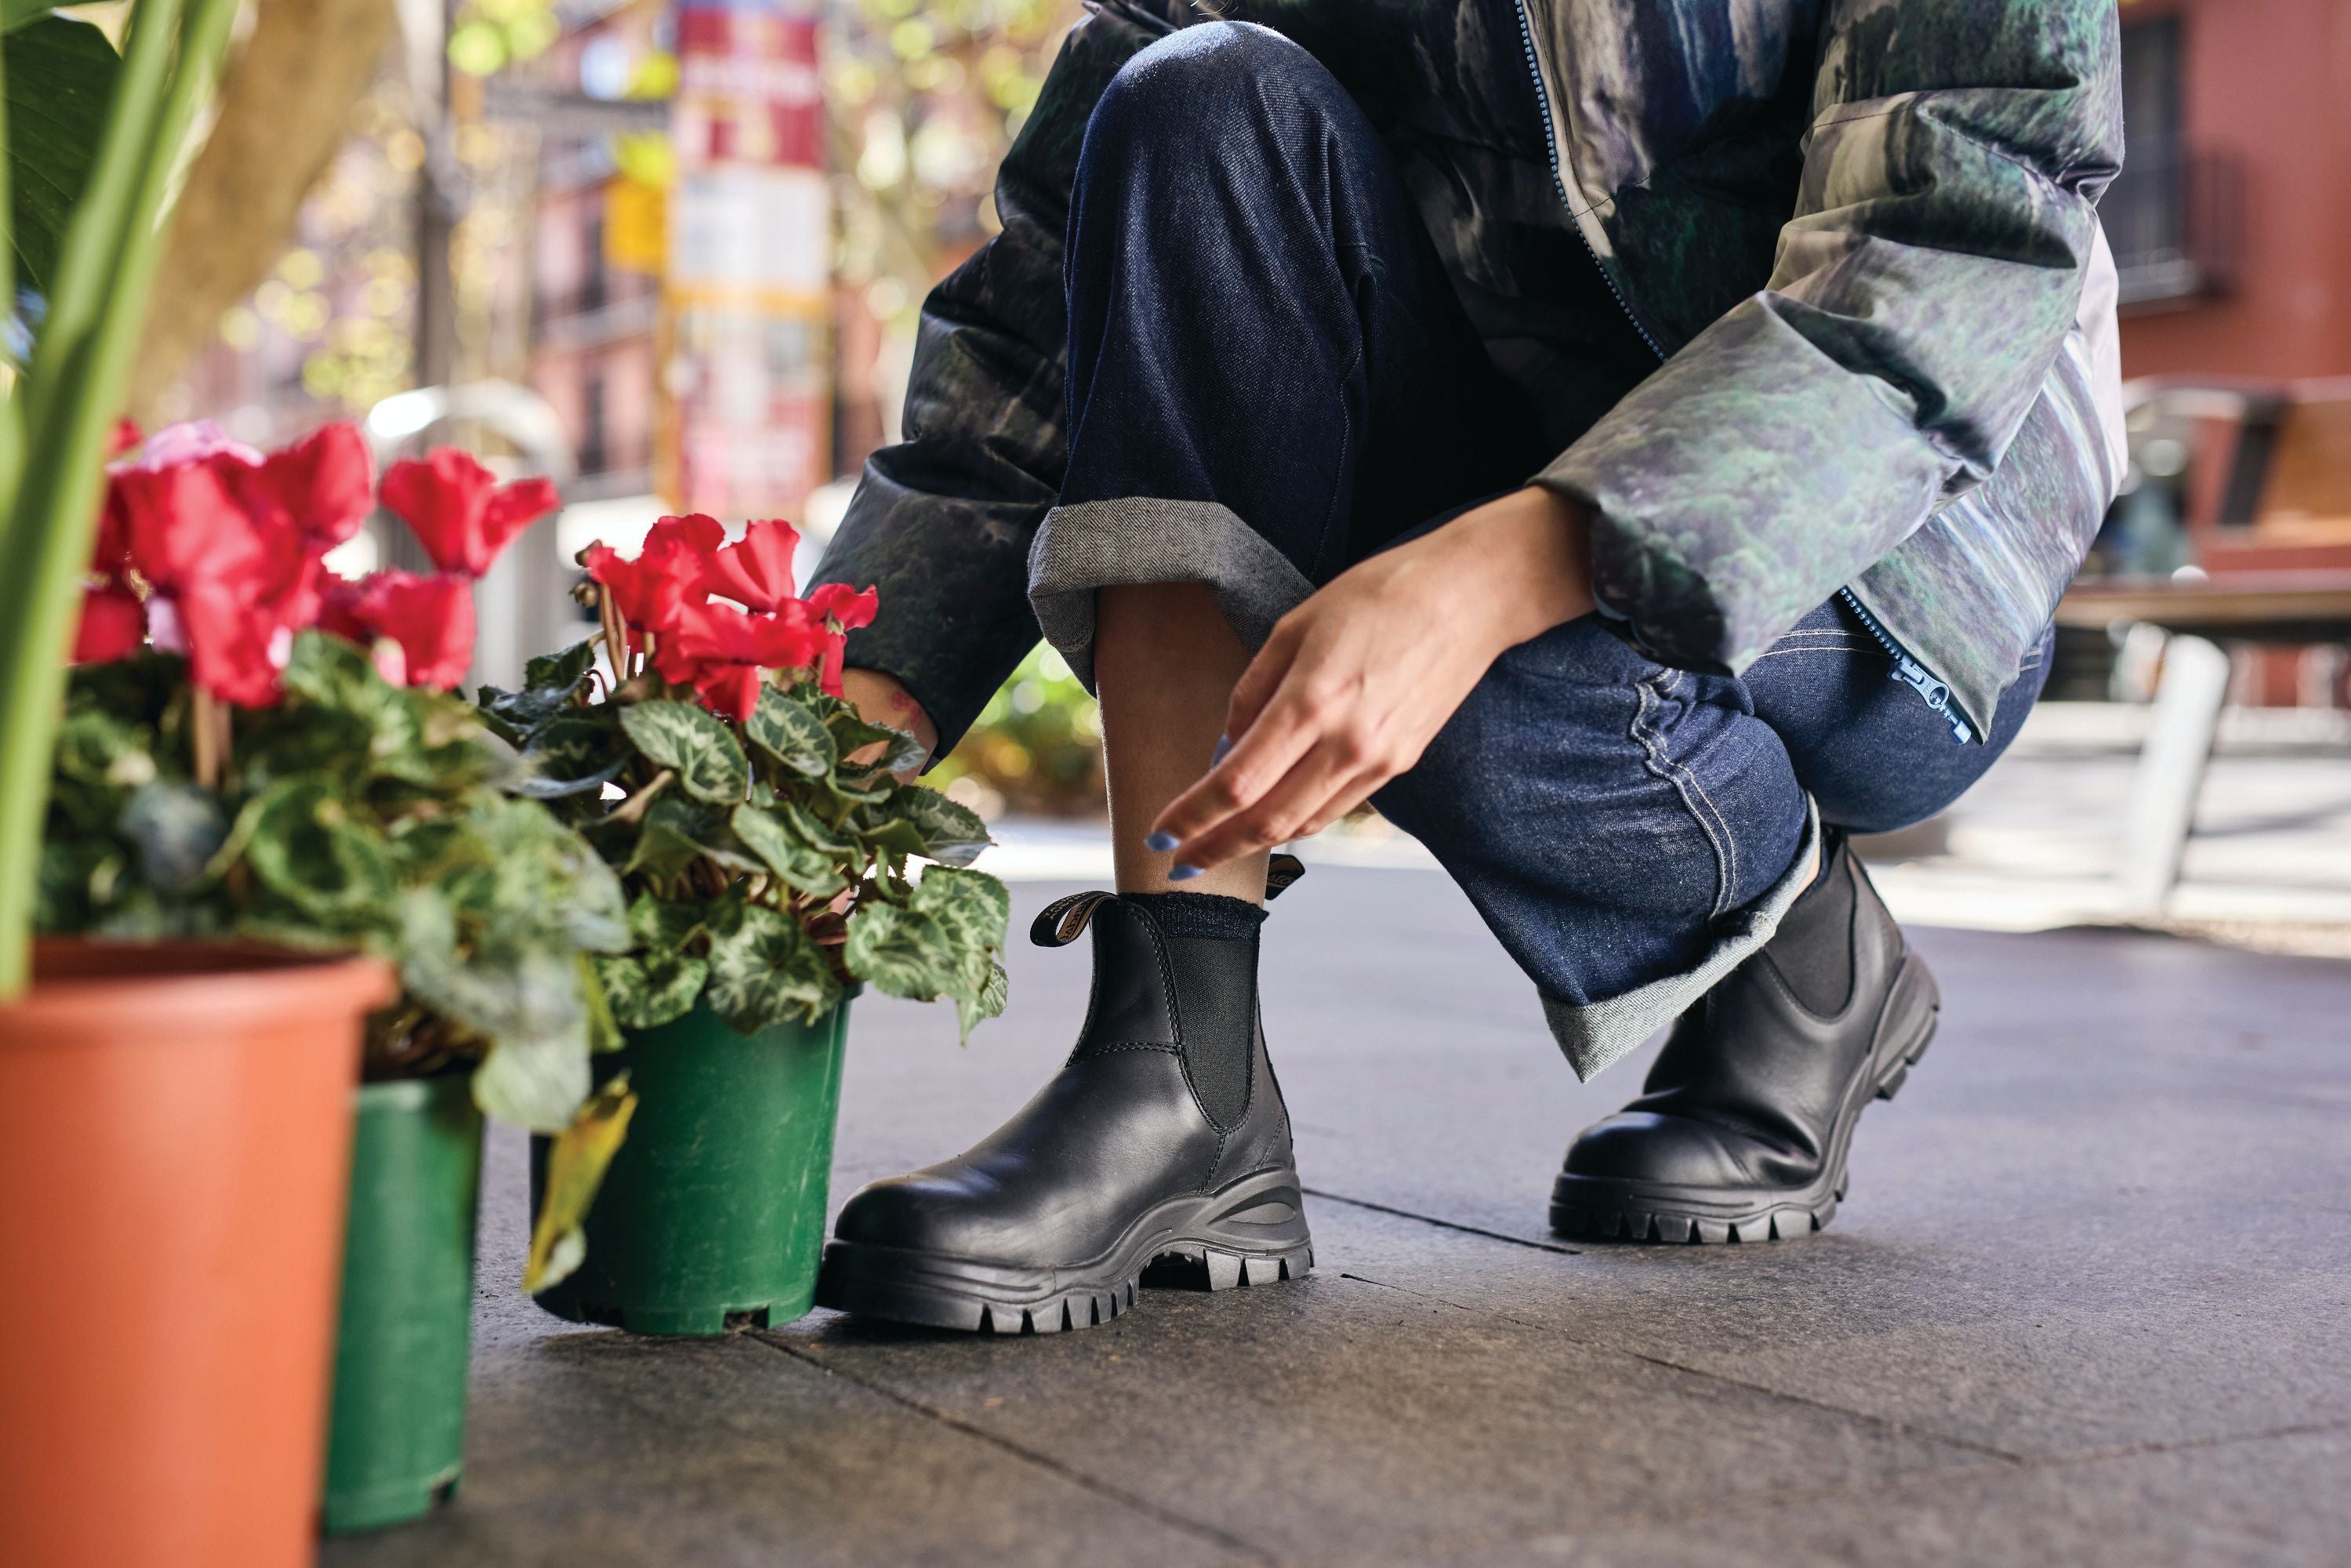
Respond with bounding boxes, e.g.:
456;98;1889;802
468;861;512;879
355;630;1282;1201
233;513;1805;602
582;373;609;476
582;209;608;316
2107;18;2185;294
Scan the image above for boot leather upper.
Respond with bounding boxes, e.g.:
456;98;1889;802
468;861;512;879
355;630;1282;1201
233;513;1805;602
1563;842;1907;1192
833;898;1293;1265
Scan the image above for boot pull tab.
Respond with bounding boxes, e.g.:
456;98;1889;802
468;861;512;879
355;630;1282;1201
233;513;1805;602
1031;890;1116;947
1265;853;1305;901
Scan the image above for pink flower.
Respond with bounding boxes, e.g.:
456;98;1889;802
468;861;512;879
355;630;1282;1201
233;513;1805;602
381;448;559;578
115;420;263;473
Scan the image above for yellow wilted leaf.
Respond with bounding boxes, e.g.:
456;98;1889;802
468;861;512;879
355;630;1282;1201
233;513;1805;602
523;1074;638;1294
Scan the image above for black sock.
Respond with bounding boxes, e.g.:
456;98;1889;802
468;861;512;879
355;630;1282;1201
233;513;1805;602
1122;891;1267;942
1767;838;1857;1016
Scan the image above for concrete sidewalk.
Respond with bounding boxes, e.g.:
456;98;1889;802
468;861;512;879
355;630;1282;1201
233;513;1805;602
326;868;2351;1568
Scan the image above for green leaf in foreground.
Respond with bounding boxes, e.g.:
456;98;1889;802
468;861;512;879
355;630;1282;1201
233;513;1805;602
516;715;627;800
841;900;963;1003
241;779;398;927
730;804;848;898
619;699;749;804
706;904;840;1032
958;960;1009;1040
6;15;121;295
625;891;712;953
746;685;836;776
911;865;1010;978
880;786;992;867
525;1075;637;1294
118;782;227;894
525;639;600;697
593;949;709;1030
826;711;927;776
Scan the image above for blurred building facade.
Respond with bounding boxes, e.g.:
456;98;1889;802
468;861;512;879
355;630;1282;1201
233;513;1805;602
2110;0;2351;381
508;0;1076;560
2091;0;2351;708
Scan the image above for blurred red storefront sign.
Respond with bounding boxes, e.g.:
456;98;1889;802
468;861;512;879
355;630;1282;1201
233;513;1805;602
658;0;830;522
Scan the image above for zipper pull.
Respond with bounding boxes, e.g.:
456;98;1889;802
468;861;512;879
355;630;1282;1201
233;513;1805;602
1888;656;1972;742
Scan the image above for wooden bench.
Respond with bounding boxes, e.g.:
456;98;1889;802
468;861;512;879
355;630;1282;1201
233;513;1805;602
2052;570;2351;912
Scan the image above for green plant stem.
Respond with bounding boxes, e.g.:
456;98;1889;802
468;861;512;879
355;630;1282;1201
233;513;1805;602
0;0;242;999
0;37;20;514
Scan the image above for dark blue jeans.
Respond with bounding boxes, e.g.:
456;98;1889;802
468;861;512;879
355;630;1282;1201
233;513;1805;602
1025;24;2050;1077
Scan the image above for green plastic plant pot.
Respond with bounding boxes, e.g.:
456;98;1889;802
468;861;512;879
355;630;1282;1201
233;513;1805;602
531;1000;850;1336
322;1074;484;1535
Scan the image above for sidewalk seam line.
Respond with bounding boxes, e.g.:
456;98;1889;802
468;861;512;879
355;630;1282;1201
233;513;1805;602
1305;1187;2031;1464
751;1333;1275;1564
1301;1186;1586;1255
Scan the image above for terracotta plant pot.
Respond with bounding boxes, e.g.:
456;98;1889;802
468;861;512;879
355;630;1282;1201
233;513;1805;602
0;938;393;1568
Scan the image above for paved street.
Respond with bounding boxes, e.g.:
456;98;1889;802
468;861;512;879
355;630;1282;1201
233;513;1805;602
327;866;2351;1568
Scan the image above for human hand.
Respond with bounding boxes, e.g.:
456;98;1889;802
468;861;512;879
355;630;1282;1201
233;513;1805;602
1147;487;1595;875
840;666;938;782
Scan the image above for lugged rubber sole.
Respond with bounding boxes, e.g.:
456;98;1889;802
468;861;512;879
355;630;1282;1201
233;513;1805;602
813;1166;1314;1334
1549;951;1939;1246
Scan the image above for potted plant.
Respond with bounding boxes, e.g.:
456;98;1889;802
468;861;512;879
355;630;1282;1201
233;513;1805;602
38;419;653;1534
497;513;1010;1334
0;5;387;1566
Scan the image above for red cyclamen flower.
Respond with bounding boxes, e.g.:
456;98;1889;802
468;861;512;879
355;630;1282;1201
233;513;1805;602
105;444;317;706
72;585;147;664
698;517;800;612
381;448;560;578
319;571;478;690
691;663;768;722
241;422;376;549
807;583;878;631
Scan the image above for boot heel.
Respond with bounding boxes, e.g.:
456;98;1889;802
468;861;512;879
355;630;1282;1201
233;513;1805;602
1873;952;1940;1101
1142;1168;1315;1291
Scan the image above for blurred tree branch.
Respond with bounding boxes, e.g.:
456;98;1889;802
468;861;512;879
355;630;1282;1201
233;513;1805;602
129;0;400;419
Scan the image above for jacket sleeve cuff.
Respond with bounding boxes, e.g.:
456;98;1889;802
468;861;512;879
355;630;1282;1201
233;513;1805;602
807;477;1046;761
1531;299;1947;675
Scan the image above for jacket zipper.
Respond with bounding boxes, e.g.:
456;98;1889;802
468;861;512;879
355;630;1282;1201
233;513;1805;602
1838;586;1974;742
1509;0;1971;742
1510;0;1668;363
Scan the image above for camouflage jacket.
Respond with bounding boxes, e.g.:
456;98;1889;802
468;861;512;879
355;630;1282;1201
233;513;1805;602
815;0;2126;751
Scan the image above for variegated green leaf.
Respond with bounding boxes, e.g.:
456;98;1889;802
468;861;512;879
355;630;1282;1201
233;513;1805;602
730;804;848;899
746;685;836;777
706;904;840;1033
619;699;749;804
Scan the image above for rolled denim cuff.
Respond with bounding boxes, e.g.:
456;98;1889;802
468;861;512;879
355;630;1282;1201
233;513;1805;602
1540;800;1823;1081
1025;497;1314;689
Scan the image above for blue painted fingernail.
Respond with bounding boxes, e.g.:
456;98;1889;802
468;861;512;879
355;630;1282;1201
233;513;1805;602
1210;733;1232;765
1145;830;1178;852
1169;862;1204;881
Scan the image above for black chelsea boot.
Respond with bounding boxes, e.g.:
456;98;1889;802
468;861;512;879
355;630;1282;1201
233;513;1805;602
815;889;1313;1333
1550;830;1938;1243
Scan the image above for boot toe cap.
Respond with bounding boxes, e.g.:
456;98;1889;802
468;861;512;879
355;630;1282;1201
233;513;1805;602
1562;1112;1764;1189
834;1170;1004;1255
